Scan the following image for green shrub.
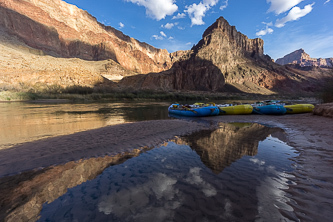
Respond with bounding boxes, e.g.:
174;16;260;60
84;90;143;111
64;85;94;94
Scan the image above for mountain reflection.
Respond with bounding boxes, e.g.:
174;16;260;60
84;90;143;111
0;149;143;222
182;123;286;174
0;123;287;222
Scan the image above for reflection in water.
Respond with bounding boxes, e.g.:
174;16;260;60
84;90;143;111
0;102;169;149
183;122;287;173
0;149;145;222
0;123;297;222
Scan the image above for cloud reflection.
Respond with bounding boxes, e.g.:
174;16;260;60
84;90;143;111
98;173;179;221
186;167;217;197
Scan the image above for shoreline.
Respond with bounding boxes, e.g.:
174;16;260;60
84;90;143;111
0;112;332;221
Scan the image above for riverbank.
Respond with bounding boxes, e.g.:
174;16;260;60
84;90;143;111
0;90;317;102
0;109;333;221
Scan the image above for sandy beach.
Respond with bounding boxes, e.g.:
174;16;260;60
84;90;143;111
0;110;333;221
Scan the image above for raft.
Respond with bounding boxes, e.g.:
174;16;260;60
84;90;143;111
252;104;287;115
284;104;314;114
218;104;253;115
168;104;220;117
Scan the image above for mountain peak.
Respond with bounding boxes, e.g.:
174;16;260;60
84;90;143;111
276;49;333;67
193;16;264;73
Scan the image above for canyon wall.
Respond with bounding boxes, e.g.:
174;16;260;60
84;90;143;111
0;0;177;74
1;0;332;95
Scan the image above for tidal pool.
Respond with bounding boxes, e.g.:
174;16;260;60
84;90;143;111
28;123;297;222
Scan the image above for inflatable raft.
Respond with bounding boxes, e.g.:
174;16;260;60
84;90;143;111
168;104;220;117
252;104;287;115
218;104;253;115
284;104;314;114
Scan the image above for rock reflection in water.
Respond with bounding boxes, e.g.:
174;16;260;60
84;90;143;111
183;122;287;174
32;123;296;222
0;149;144;222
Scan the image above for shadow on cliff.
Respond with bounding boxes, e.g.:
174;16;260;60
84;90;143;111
254;57;333;94
117;58;226;92
0;6;117;61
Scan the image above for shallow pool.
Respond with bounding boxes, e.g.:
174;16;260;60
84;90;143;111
34;123;297;221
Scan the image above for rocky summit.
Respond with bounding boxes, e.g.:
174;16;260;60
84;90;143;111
119;17;333;94
276;49;333;68
0;0;332;95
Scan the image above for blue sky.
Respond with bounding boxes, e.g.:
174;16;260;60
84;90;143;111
64;0;333;60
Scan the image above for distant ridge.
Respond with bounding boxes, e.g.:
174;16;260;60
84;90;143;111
276;49;333;68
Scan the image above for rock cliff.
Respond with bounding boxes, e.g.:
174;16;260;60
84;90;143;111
0;0;177;74
195;17;264;72
1;0;332;95
119;17;332;94
276;49;333;68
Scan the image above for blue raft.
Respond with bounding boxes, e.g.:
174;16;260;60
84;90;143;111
168;104;220;117
252;104;287;115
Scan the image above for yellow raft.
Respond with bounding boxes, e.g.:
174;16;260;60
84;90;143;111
218;104;253;115
284;104;314;114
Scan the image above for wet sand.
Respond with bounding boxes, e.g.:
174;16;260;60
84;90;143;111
0;113;333;221
205;113;333;221
0;119;210;177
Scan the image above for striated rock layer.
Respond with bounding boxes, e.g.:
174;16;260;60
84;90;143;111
0;0;179;74
276;49;333;68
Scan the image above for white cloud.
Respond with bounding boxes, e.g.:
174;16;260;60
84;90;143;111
256;27;274;36
152;34;164;40
324;0;331;4
267;0;304;15
160;31;167;37
126;0;178;20
119;22;124;29
256;22;274;36
172;13;186;20
263;22;273;26
275;3;314;28
185;0;219;26
220;0;228;10
151;31;172;40
185;3;207;26
161;22;178;29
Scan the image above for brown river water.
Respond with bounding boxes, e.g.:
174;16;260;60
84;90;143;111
0;101;170;149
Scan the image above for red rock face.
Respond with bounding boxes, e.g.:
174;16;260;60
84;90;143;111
276;49;333;68
0;0;175;74
1;0;332;94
